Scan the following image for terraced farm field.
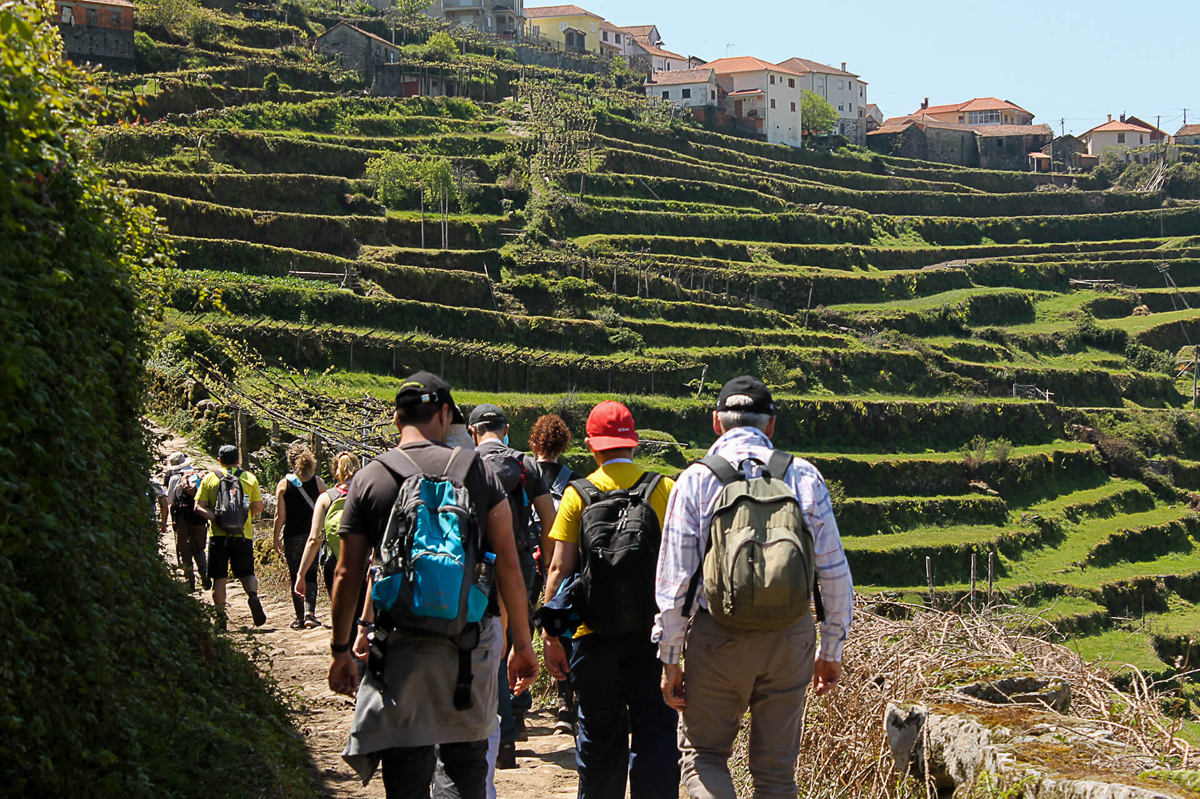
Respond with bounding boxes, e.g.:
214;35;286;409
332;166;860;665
126;0;1200;704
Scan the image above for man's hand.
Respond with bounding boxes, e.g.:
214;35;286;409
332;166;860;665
329;651;358;696
542;633;570;681
813;658;841;696
508;639;539;695
661;662;686;710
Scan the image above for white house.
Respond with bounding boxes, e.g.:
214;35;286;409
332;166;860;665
628;39;693;72
427;0;524;36
704;56;804;147
1081;115;1157;164
776;58;868;144
645;68;718;108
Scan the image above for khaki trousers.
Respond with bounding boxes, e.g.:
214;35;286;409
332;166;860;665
678;610;816;799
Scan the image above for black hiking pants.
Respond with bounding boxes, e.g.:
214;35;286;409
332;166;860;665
283;536;317;620
380;740;487;799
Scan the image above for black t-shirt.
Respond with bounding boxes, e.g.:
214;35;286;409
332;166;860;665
533;460;580;501
282;475;321;538
339;441;507;551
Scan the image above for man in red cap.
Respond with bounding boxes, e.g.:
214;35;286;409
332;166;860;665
541;401;680;799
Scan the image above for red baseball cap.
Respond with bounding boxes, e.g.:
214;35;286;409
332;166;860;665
585;401;639;451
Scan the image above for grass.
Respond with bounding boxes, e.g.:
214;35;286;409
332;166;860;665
1027;479;1152;517
842;522;1019;553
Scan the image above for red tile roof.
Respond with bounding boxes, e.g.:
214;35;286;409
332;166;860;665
645;68;714;86
318;22;399;50
727;88;765;97
913;97;1032;117
776;57;857;77
621;24;658;39
525;5;595;19
1083;119;1154;135
703;56;803;76
62;0;136;7
638;42;686;60
975;124;1053;137
1177;124;1200;138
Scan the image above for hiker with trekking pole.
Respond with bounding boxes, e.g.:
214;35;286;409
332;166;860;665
653;376;854;799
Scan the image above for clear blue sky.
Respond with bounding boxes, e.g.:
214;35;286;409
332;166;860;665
588;0;1197;135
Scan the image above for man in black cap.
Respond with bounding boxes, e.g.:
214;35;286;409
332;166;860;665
652;375;854;799
467;402;556;768
328;372;539;798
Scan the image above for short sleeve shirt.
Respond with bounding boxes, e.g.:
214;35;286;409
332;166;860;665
474;439;550;504
197;467;262;539
339;441;508;551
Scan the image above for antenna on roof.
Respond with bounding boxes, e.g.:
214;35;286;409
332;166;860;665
726;42;734;57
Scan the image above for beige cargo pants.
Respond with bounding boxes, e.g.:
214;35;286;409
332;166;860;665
678;610;817;799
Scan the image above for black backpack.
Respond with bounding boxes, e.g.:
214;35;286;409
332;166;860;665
213;468;249;535
573;472;664;635
170;470;207;526
479;448;532;551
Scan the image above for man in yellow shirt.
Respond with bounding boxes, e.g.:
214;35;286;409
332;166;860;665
196;445;265;629
541;401;680;799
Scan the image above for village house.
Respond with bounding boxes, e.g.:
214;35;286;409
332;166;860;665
912;97;1035;127
1081;115;1161;164
1041;134;1095;172
864;103;884;134
704;56;804;147
866;115;1051;170
316;22;400;83
55;0;135;73
523;5;606;54
426;0;524;36
644;68;718;108
1177;124;1200;146
975;124;1054;171
776;58;869;145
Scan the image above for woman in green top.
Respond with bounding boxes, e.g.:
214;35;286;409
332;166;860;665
294;451;360;605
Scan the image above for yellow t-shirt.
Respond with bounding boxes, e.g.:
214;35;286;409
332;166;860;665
197;467;262;539
548;461;675;637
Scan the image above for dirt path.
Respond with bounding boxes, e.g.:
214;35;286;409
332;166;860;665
151;424;579;798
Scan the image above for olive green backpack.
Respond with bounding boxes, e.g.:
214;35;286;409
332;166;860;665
683;450;819;631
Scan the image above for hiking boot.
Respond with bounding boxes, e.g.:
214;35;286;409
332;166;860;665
496;741;517;770
304;613;321;629
248;594;267;627
514;715;529;742
290;618;305;630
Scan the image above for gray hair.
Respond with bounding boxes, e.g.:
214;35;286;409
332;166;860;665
717;394;772;432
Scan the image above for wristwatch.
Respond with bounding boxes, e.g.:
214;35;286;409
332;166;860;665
331;639;353;654
356;619;375;632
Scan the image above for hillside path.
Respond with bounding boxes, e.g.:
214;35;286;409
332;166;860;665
151;424;579;798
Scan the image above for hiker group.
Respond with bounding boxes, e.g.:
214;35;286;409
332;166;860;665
163;370;853;799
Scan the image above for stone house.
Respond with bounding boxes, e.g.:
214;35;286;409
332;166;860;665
55;0;135;73
1041;135;1090;172
776;57;869;145
316;22;400;82
644;68;718;108
1176;124;1200;147
976;124;1054;170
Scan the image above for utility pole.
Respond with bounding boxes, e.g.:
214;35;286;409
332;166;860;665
1060;117;1065;137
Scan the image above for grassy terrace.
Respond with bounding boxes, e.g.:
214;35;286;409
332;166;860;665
125;0;1200;686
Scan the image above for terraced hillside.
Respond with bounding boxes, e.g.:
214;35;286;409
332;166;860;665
123;0;1200;705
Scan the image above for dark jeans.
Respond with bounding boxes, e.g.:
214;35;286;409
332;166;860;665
498;548;537;744
381;740;488;799
283;535;317;620
569;631;680;799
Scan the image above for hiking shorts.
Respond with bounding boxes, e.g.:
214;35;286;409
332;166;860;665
208;535;255;580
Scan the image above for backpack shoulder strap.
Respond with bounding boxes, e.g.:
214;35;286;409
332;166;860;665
632;470;664;500
444;446;475;486
765;449;794;481
700;455;741;486
551;465;572;496
376;447;424;483
569;478;602;508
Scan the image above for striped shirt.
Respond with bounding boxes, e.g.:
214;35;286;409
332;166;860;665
652;426;853;664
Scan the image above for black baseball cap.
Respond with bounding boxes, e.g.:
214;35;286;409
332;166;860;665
716;375;775;415
396;371;465;423
218;444;240;465
467;403;507;427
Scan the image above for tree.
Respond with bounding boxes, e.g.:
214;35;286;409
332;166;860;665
424;30;457;62
263;71;281;99
384;0;430;43
800;89;838;135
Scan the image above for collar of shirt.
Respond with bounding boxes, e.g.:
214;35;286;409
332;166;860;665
706;426;773;460
600;457;634;465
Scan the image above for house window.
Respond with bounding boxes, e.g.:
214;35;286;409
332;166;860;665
589;22;595;32
770;74;775;85
711;89;716;100
61;5;72;23
838;103;844;111
602;31;608;41
790;101;796;112
837;80;843;88
533;25;540;35
849;103;853;111
770;99;776;109
615;33;621;43
1194;138;1199;144
112;10;121;24
681;88;691;98
1140;134;1144;144
997;138;1004;149
85;7;97;26
1118;133;1126;143
559;21;566;31
967;109;1001;125
662;90;669;99
788;78;795;88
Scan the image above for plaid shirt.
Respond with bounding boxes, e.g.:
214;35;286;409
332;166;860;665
652;426;853;664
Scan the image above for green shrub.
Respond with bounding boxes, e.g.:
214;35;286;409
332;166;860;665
1;8;311;796
424;30;458;61
262;71;280;99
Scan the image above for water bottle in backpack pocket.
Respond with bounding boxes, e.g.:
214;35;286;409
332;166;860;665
574;471;664;635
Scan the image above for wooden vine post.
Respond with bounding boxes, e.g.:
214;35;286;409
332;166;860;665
926;556;934;607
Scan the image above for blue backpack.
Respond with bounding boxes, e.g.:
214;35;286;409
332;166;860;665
371;446;489;709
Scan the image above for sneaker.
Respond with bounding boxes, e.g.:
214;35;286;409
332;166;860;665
304;613;321;629
248;594;267;627
554;718;574;736
290;618;305;630
496;741;518;770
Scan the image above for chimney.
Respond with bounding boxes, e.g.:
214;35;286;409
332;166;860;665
1120;113;1125;123
1107;114;1112;122
922;97;929;110
841;61;847;72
